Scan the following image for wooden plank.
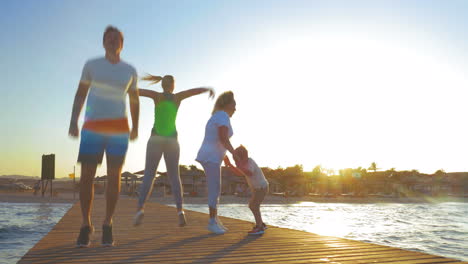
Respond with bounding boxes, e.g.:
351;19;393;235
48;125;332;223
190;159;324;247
18;197;465;264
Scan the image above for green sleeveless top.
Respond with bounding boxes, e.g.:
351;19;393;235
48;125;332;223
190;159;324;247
152;93;179;137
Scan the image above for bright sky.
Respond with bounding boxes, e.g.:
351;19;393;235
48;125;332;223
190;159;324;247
2;0;468;178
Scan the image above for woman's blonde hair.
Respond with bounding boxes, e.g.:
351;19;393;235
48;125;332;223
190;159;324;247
141;74;174;92
212;91;235;115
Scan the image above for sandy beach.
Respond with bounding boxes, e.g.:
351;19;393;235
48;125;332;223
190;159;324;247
1;190;467;204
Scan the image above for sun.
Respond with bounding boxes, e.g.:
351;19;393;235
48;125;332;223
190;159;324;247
211;31;468;173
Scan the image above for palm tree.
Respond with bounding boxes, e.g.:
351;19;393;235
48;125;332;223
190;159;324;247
368;162;379;173
434;169;445;177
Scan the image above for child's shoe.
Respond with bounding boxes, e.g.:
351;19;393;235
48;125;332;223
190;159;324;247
248;226;265;235
216;216;228;231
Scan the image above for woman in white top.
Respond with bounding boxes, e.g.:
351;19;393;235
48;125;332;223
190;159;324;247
196;91;238;234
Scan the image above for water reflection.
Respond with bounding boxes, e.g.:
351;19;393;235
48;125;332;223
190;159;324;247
180;202;468;261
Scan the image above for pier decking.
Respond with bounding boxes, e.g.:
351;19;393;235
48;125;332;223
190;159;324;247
19;197;467;264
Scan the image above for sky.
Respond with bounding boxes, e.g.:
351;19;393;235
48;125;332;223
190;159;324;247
2;0;468;178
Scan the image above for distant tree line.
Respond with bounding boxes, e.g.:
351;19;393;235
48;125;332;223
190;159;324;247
178;161;468;196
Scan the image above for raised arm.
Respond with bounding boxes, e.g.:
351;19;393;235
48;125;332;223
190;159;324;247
68;81;90;138
138;88;161;100
128;88;140;140
175;87;214;102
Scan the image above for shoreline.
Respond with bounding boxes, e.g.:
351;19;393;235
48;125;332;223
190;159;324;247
1;190;467;204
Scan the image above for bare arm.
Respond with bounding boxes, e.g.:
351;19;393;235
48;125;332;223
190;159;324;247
175;87;214;102
218;126;235;156
223;156;252;177
68;81;90;138
238;164;253;177
128;88;140;140
227;164;248;177
138;88;161;100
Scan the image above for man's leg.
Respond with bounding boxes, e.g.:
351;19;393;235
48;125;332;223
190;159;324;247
76;129;104;247
80;162;98;227
77;130;103;228
103;163;123;226
104;133;129;227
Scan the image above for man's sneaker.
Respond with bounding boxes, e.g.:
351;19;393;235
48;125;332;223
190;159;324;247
248;226;265;235
178;211;187;227
216;216;228;231
207;222;225;234
133;210;144;226
102;225;114;247
76;225;94;248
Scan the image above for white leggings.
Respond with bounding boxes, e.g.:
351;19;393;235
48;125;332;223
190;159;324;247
200;162;222;209
138;135;182;209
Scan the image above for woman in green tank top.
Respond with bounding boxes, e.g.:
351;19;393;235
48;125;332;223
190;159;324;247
134;74;214;227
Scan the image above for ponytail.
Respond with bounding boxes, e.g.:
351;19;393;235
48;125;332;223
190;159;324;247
141;74;163;85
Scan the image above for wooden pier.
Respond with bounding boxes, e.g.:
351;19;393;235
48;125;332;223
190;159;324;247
19;197;467;264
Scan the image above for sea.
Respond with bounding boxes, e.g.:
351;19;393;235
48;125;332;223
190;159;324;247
0;202;467;263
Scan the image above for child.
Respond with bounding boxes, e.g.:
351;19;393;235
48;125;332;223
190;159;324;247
224;145;269;235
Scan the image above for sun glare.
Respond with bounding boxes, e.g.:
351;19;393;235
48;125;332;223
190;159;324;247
213;31;468;173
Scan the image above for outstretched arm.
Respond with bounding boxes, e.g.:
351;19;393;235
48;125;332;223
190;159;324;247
138;88;161;100
227;165;248;177
224;156;248;177
68;81;90;138
175;87;214;102
223;156;253;177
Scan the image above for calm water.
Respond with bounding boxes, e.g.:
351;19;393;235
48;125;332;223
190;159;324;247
0;202;467;263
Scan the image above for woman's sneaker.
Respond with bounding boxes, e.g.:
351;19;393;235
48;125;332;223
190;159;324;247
178;211;187;227
102;225;114;247
133;210;144;226
248;226;265;235
207;222;225;234
262;223;268;229
216;216;228;231
76;225;94;248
